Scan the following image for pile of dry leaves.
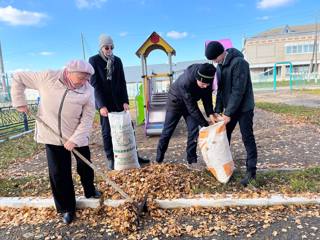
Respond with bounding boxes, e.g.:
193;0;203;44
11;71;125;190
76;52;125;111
99;163;208;200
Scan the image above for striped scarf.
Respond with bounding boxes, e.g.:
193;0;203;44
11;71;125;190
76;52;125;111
99;50;114;81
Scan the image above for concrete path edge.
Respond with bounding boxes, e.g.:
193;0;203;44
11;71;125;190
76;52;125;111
0;195;319;209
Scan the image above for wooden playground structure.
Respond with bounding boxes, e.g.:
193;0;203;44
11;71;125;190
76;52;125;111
135;32;175;135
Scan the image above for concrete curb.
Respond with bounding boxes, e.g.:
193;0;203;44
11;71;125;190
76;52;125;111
0;129;33;143
0;197;125;209
157;195;320;209
0;195;319;209
8;130;34;140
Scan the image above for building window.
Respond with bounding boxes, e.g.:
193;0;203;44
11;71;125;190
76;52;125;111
286;65;309;74
285;43;319;55
297;45;302;53
286;46;292;54
263;67;273;76
306;44;313;53
292;45;297;53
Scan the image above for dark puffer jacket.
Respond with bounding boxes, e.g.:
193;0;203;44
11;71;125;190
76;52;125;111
89;54;129;112
167;64;215;127
215;48;255;116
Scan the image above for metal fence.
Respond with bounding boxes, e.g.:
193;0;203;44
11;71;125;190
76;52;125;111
0;103;38;140
0;72;11;103
252;72;320;91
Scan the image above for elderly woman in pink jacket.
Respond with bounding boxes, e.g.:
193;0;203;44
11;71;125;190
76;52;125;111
11;60;101;224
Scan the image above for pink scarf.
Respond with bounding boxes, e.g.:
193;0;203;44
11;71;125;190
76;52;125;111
62;69;76;90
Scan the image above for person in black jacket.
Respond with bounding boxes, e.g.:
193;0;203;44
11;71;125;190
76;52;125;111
89;34;149;170
205;41;257;187
156;63;217;165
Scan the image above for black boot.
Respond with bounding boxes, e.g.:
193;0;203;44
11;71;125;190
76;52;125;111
187;157;197;165
156;151;164;163
85;189;102;199
62;211;75;224
240;171;256;187
138;155;150;164
107;158;114;170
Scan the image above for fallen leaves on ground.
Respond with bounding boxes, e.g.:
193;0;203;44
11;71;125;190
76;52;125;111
108;201;139;234
0;204;319;238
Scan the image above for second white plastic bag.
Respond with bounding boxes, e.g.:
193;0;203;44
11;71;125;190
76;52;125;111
108;111;140;170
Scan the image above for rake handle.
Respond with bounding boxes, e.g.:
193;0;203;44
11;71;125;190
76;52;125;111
29;112;131;200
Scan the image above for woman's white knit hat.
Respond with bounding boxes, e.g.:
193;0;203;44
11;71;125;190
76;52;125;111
99;34;114;49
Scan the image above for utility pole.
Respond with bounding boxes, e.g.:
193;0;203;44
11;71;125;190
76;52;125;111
81;33;86;60
315;22;318;82
309;18;319;82
242;34;246;53
5;73;11;101
0;41;7;94
316;20;319;83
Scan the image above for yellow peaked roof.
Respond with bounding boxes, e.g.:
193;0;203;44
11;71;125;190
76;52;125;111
136;32;176;58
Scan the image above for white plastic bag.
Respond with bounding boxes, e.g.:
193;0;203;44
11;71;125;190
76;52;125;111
108;111;140;170
198;121;234;183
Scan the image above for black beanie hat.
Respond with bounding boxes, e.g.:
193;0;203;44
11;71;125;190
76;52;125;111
197;63;216;84
205;41;225;60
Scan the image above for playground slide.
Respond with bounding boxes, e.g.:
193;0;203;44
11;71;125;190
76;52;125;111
145;93;167;135
135;86;167;135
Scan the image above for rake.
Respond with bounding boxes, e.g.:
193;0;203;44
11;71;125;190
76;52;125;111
28;112;147;221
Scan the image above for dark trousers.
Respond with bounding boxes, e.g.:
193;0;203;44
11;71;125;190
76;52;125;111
45;145;95;213
226;110;257;173
100;115;114;160
156;110;200;164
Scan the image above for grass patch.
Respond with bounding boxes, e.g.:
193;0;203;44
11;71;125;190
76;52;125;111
248;168;320;193
253;79;320;90
253;80;292;89
192;167;320;194
289;168;320;192
256;102;320;125
294;89;320;95
94;111;100;124
0;176;50;197
0;134;44;169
